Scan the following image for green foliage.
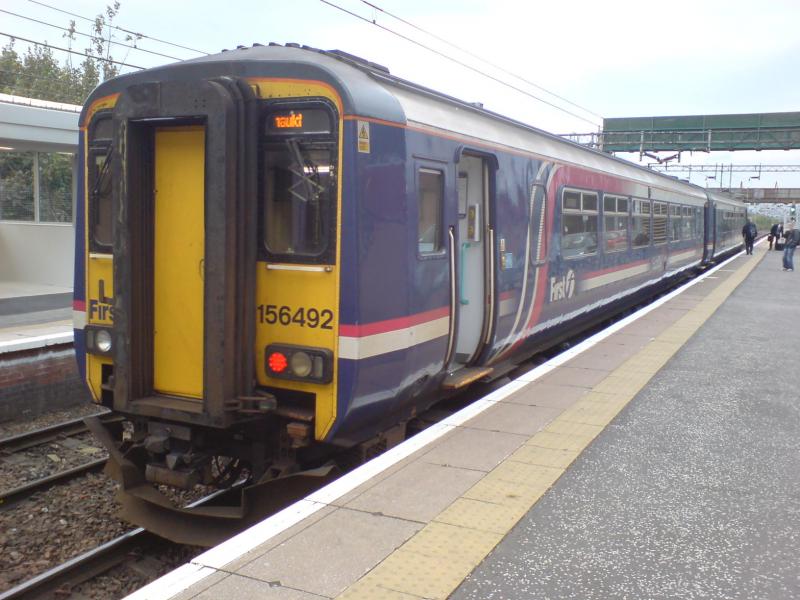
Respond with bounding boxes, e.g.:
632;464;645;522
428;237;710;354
0;2;129;105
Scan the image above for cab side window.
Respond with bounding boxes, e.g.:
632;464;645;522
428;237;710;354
418;168;443;254
89;115;113;252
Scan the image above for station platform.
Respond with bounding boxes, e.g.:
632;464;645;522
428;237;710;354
0;281;72;353
130;239;798;600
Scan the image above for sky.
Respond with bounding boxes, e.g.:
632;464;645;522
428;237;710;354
4;0;800;191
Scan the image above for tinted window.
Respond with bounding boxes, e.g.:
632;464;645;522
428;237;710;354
562;189;598;258
418;169;443;254
260;103;338;263
632;199;651;247
603;194;629;252
89;115;112;251
263;144;336;258
90;150;112;248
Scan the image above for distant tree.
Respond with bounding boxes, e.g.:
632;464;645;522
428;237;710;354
0;2;134;105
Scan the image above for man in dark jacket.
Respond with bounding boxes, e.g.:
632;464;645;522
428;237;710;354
742;219;757;255
770;223;780;250
783;222;800;271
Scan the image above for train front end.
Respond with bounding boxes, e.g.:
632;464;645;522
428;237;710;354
74;54;346;540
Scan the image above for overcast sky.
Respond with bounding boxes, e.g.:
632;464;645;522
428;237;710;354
5;0;800;189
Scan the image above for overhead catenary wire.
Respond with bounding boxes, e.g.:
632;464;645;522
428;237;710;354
0;32;144;69
0;8;185;62
0;67;94;85
319;0;601;128
27;0;209;56
359;0;604;122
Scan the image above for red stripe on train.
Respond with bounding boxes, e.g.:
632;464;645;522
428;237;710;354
339;305;450;338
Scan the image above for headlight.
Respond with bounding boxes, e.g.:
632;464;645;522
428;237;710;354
289;351;313;377
265;344;332;383
95;329;112;353
86;326;113;356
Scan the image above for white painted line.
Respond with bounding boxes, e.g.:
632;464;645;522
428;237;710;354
0;331;74;355
197;500;326;569
123;247;747;600
122;564;217;600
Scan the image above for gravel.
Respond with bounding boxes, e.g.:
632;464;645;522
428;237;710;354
0;472;128;592
0;402;107;438
0;432;107;490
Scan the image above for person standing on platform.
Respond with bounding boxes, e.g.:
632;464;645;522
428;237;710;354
769;223;780;250
782;221;799;271
742;218;757;255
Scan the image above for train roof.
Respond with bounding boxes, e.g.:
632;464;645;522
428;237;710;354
83;43;744;208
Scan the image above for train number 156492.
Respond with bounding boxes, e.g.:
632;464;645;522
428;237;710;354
257;304;334;329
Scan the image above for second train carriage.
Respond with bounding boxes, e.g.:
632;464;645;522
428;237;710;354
75;44;746;526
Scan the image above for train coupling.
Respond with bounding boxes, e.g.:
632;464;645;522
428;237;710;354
84;415;339;546
140;422;214;489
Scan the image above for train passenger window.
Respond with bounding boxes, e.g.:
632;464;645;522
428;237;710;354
694;207;702;238
682;206;693;239
670;205;682;242
563;191;581;211
603;194;629;253
631;199;651;247
652;202;667;244
418;169;443;254
89;114;112;252
561;189;598;258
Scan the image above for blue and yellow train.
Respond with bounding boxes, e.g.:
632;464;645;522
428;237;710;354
75;44;746;526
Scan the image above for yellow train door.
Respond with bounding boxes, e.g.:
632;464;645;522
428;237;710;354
152;126;205;399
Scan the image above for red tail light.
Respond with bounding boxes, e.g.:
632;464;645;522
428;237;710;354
268;351;288;373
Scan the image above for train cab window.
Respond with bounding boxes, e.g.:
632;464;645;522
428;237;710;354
562;190;598;258
260;104;337;264
632;199;651;247
88;114;112;252
652;202;667;244
603;194;629;252
418;168;443;254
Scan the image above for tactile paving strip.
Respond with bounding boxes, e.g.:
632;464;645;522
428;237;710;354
337;248;765;600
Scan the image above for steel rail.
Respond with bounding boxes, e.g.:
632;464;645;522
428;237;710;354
0;488;230;600
0;527;155;600
0;412;119;454
0;457;108;508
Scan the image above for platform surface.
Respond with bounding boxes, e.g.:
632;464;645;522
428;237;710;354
129;241;799;600
0;281;72;350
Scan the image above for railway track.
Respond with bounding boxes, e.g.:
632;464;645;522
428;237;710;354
0;413;118;454
0;487;235;600
0;527;153;600
0;413;121;508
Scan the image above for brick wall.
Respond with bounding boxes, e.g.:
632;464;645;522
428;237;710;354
0;344;92;424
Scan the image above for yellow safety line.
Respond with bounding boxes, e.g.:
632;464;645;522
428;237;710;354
337;248;765;600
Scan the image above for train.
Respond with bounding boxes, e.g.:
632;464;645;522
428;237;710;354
74;43;746;535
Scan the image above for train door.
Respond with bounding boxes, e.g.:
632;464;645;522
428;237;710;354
448;153;494;379
152;126;206;399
